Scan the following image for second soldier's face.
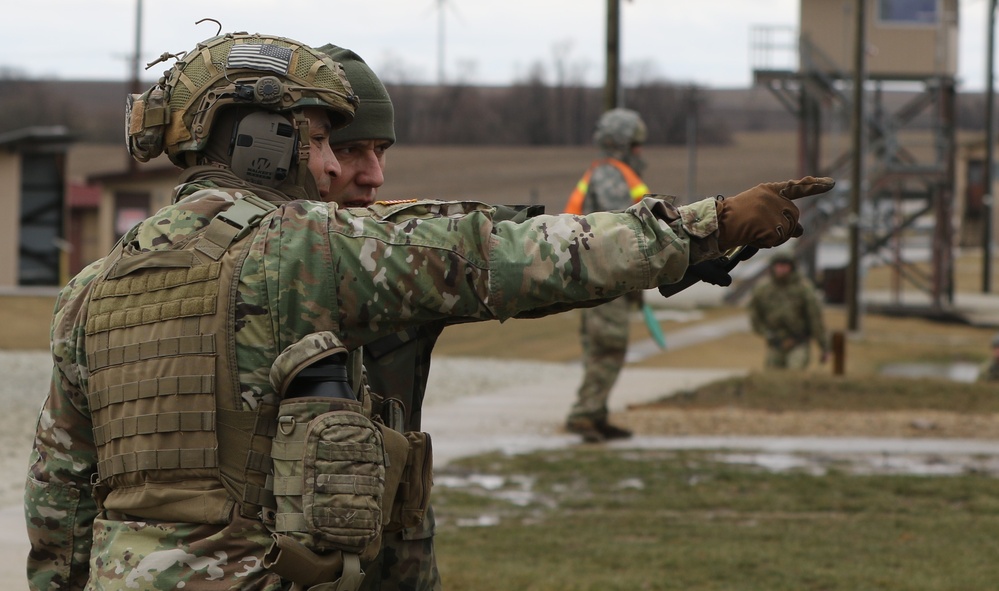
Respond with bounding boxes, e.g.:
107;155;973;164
772;262;793;279
326;139;391;207
302;107;341;201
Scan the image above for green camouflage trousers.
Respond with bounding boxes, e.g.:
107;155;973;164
570;296;630;421
764;341;811;369
360;507;440;591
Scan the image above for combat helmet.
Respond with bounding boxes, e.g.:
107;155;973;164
770;251;797;267
594;108;647;156
125;32;357;172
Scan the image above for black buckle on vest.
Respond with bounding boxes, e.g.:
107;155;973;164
216;193;276;232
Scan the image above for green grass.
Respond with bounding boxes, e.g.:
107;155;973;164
645;371;999;414
433;449;999;590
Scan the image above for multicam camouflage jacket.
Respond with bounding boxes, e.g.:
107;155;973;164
25;179;720;591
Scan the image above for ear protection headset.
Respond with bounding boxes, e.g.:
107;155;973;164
229;110;296;188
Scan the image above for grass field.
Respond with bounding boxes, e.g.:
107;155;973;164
432;448;999;591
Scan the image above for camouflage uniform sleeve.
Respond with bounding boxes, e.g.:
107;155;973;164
675;198;722;264
320;196;718;347
25;269;100;591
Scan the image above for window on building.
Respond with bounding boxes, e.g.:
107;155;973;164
878;0;939;25
114;191;150;240
19;153;63;286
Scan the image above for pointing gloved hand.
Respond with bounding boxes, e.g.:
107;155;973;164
715;176;835;251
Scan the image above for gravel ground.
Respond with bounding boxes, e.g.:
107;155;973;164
6;349;999;509
1;352;50;507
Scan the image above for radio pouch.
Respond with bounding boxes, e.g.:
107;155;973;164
265;333;432;590
266;333;386;590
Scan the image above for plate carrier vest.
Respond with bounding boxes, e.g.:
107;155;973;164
85;192;279;524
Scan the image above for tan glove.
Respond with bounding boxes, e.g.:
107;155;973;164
715;176;835;251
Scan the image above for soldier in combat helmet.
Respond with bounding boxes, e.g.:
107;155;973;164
564;108;650;443
748;251;830;369
24;30;834;591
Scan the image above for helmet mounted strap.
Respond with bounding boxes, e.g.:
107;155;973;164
291;110;311;189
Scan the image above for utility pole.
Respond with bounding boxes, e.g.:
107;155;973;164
984;0;997;293
846;0;866;332
130;0;143;96
686;86;698;198
129;0;143;173
604;0;621;110
437;0;446;85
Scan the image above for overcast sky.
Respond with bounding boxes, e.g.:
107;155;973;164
1;0;993;90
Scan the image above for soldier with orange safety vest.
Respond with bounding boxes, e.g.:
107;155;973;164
564;108;650;443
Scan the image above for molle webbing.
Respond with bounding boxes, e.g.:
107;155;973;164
85;194;278;523
86;262;221;333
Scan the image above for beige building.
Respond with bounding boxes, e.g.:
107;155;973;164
955;139;998;248
800;0;959;79
0;127;73;290
87;165;179;260
0;134;177;291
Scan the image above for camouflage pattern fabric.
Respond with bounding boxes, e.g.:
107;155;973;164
358;507;439;591
764;340;812;370
748;270;828;370
569;296;631;422
360;328;443;591
569;108;648;421
357;205;539;591
977;360;999;383
25;178;720;591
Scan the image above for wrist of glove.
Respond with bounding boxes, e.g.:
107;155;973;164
657;246;758;299
715;176;835;251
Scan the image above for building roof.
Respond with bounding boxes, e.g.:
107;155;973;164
0;126;74;150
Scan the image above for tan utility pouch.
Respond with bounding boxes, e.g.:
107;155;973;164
387;431;433;532
268;396;390;591
376;396;434;532
264;333;432;589
271;397;384;555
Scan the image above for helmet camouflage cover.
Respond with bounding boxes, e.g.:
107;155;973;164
594;108;647;156
126;32;357;166
770;251;796;267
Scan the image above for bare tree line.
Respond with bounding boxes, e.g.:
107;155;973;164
0;58;731;146
386;80;732;146
0;72;986;146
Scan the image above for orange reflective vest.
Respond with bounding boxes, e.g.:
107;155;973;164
563;158;650;214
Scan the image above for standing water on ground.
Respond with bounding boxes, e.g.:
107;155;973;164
879;361;981;383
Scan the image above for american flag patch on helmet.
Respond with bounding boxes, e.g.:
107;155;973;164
227;43;293;75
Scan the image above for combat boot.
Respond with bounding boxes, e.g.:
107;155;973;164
565;418;605;443
595;419;633;440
